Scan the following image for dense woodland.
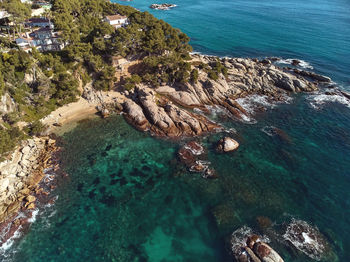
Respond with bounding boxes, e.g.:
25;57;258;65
0;0;226;157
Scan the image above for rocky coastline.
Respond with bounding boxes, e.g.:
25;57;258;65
0;137;60;245
0;53;340;257
119;54;332;138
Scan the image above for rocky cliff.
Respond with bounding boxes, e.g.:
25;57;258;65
120;55;330;137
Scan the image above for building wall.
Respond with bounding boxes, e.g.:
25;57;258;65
109;18;127;26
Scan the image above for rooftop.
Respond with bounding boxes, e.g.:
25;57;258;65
106;14;127;21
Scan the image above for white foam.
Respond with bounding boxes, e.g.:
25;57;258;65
230;226;270;258
183;143;204;155
225;128;237;134
283;219;326;261
28;209;39;223
307;93;350;110
236;95;274;113
277;58;314;69
302;232;316;245
0;226;22;261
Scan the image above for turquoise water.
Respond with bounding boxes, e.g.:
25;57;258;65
115;0;350;84
3;0;350;261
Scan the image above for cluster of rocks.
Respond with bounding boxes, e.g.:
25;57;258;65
0;137;59;224
150;3;177;10
120;54;331;138
177;137;239;178
177;141;218;178
229;219;337;262
230;227;284;262
123;86;220;137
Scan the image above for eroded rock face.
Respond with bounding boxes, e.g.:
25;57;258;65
283;219;335;261
0;137;59;224
122;55;328;138
216;137;240;152
123;86;221;137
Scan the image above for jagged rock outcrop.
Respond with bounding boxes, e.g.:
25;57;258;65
150;3;177;10
121;55;330;138
123;86;221;137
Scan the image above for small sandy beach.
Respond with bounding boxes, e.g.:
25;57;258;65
42;91;126;135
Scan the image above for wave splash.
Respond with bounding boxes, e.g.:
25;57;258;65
307;92;350;109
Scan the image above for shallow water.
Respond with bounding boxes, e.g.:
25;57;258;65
2;0;350;261
5;95;350;261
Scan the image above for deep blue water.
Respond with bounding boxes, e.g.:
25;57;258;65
2;0;350;261
115;0;350;85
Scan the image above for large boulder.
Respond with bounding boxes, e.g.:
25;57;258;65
230;227;283;262
216;137;240;152
253;242;284;262
123;99;149;131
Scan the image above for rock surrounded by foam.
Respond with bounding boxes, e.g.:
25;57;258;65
283;219;335;261
177;142;218;178
229;226;283;262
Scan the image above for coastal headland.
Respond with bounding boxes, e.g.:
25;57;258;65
0;0;347;260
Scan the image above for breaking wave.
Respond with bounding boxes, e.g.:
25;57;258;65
276;58;314;69
307;92;350;110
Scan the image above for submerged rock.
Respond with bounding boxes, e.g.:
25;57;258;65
178;141;218;178
216;137;240;152
283;219;336;261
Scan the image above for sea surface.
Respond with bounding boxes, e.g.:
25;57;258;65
2;0;350;261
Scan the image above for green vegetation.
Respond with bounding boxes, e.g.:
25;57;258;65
0;0;31;37
124;74;142;91
190;69;199;83
0;126;27;161
207;60;228;80
0;0;206;157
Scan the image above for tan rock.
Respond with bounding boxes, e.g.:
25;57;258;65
26;195;36;203
26;202;35;209
0;178;10;191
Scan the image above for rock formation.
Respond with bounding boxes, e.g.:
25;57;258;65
121;55;330;138
283;219;337;261
177;141;218;178
123;86;221;137
0;137;59;224
150;3;177;10
216;137;240;152
230;226;284;262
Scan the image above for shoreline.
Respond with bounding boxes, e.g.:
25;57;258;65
0;53;341;256
0;90;127;248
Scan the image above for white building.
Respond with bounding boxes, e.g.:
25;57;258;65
105;14;128;29
16;28;64;52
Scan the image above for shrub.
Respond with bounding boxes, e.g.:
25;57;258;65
190;69;199;83
208;70;219;81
